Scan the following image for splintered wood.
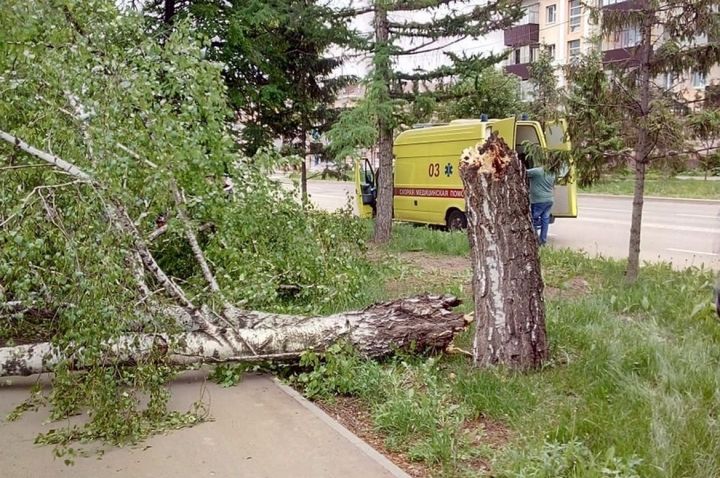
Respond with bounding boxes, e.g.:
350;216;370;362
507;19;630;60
460;132;513;177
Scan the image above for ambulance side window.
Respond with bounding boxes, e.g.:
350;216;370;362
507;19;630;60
516;125;541;169
545;124;565;149
362;159;375;185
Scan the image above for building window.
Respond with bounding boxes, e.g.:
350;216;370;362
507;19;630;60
569;0;582;32
513;48;521;65
546;4;557;24
521;3;540;24
662;73;677;90
693;71;706;89
568;40;581;59
546;44;556;59
602;0;620;5
615;26;641;48
520;46;531;64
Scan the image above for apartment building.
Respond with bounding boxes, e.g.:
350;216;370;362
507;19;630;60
504;0;720;107
601;0;720;109
504;0;594;96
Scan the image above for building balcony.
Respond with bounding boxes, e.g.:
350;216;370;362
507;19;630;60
504;63;532;80
504;23;539;48
601;0;648;11
602;47;641;68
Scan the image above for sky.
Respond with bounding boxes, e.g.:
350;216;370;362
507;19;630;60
118;0;508;78
329;0;507;77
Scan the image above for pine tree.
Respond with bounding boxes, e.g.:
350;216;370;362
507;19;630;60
436;66;521;123
688;107;720;179
597;0;720;281
146;0;356;185
527;48;560;129
331;0;523;243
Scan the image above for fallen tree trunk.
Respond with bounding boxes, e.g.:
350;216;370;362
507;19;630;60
460;132;548;369
0;294;468;377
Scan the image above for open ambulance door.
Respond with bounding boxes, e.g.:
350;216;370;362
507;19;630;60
354;158;376;219
545;120;578;218
489;117;516;148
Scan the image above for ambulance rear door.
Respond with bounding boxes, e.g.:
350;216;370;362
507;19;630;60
545;120;577;218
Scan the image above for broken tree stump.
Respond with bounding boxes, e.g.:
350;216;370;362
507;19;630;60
459;132;548;369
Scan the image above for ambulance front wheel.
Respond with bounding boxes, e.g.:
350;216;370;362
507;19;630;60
446;209;467;231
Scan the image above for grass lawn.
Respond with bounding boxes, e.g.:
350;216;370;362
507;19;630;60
293;224;720;477
580;177;720;200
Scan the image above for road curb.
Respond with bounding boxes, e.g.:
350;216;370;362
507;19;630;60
273;378;412;478
579;193;720;205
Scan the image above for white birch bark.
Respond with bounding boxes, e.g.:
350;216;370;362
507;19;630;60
460;133;548;369
0;295;467;377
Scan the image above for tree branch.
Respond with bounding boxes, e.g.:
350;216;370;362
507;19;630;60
170;182;222;296
0;130;93;181
0;131;205;327
64;91;95;165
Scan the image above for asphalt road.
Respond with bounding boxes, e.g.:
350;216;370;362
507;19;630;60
298;179;720;271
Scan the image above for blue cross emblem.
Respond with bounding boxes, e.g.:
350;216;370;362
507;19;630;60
444;163;453;177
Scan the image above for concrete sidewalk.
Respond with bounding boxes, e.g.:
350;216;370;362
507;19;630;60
0;372;409;478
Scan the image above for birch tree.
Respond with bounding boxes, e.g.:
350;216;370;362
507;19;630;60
0;0;467;453
460;134;548;369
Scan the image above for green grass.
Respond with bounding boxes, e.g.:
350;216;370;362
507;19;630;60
389;223;470;256
581;177;720;199
295;225;720;477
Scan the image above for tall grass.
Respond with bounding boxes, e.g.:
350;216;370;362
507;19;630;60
299;225;720;477
389;223;470;256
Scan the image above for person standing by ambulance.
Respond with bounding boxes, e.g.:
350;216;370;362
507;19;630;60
527;166;556;246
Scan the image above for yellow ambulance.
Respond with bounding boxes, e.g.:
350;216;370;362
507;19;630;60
354;116;577;229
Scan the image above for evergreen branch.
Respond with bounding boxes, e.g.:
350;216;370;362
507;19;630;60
389;89;465;102
393;36;467;56
334;5;375;18
388;0;460;11
394;65;456;82
386;2;521;39
649;42;720;75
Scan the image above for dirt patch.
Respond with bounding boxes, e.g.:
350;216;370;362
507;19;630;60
398;252;471;276
365;243;390;264
460;417;513;474
463;416;513;450
383;251;472;298
317;396;429;478
318;396;514;478
544;276;591;301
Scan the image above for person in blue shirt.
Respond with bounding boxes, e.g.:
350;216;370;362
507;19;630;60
527;167;556;245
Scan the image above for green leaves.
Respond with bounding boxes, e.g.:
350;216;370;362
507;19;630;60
149;0;358;155
210;363;250;387
0;0;378;456
436;67;521;121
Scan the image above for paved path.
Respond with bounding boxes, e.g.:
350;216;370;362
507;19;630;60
0;372;408;478
285;178;720;270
